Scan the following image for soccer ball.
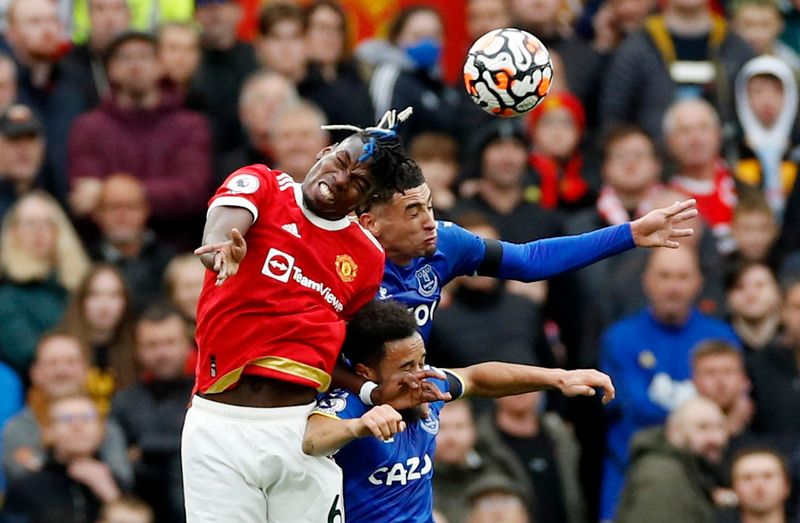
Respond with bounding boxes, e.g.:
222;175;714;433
463;28;553;117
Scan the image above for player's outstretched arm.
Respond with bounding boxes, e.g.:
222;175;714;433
302;405;407;457
485;199;698;282
451;363;615;404
194;206;252;286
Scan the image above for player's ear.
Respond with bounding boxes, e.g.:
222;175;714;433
354;362;377;382
316;144;336;160
358;211;379;236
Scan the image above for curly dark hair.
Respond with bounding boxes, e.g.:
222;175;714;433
354;131;425;213
342;299;417;368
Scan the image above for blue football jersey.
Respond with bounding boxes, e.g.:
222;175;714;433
312;373;457;523
378;221;486;341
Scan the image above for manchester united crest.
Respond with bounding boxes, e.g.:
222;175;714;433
335;254;358;283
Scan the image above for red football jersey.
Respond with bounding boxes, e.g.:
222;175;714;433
194;166;385;394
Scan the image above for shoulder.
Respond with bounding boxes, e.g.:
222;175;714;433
436;220;480;248
313;388;366;419
349;218;385;256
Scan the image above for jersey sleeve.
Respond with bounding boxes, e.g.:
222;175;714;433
311;389;368;420
493;223;635;281
207;165;279;223
436;221;488;279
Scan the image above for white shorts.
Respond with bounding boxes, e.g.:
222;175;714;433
182;395;345;523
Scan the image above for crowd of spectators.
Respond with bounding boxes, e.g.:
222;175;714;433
0;0;799;522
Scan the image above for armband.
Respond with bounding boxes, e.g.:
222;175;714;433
359;381;378;406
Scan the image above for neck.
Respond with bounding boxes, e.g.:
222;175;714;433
249;132;272;155
90;327;114;345
524;22;559;39
679;162;716;181
319;63;337;82
652;307;693;326
28;61;54;88
495;410;539;437
732;314;780;348
478;180;522;214
741;510;785;523
204;34;237;52
54;448;91;465
387;248;414;267
664;7;712;35
111;236;144;258
115;89;159;110
615;186;649;212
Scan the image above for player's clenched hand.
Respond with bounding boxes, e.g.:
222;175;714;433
630;199;698;248
194;228;247;286
371;370;451;411
353;404;406;441
556;369;616;404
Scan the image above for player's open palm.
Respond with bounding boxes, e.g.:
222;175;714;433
194;228;247;286
355;404;406;441
372;370;452;411
558;369;616;404
630;199;698;248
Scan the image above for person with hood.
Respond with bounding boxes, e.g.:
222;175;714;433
67;31;213;249
359;6;461;146
734;55;799;220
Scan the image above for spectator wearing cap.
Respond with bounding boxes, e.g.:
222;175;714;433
188;0;258;156
68;30;213;250
464;473;532;523
4;0;92;204
0;104;47;222
0;53;17;112
61;0;132;109
526;92;598;213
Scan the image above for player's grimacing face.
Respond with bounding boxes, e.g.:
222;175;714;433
302;137;376;220
366;183;437;261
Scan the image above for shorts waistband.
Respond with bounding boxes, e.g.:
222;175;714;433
190;394;315;421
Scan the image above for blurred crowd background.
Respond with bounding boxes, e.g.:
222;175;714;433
0;0;798;522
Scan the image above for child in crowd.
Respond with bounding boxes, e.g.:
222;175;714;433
526;92;598;212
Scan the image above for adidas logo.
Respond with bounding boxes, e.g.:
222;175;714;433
281;223;301;238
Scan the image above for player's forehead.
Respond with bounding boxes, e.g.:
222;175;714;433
384;333;425;361
390;183;430;207
330;135;369;164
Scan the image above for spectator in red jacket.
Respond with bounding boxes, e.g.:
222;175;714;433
67;31;213;249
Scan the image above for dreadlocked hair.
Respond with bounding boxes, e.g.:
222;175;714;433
322;107;425;213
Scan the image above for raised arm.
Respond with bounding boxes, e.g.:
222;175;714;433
484;199;697;282
452;363;615;404
332;360;451;410
302;405;406;456
194;206;253;285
